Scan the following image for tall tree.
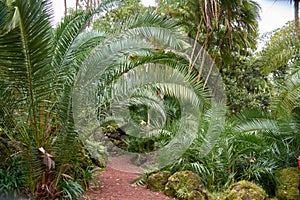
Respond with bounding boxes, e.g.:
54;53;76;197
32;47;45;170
157;0;260;67
294;0;299;37
156;0;261;112
76;0;79;11
64;0;67;17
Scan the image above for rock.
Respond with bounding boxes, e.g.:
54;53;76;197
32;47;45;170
224;180;267;200
147;171;171;192
187;190;207;200
164;170;209;200
275;167;299;200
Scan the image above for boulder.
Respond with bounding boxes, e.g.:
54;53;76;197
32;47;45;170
164;170;209;200
224;180;267;200
147;171;171;192
275;167;299;200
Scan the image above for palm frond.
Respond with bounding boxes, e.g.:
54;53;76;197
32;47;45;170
236;118;279;134
0;1;8;31
0;0;53;138
271;69;300;116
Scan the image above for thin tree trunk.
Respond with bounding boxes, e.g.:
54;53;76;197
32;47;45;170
64;0;67;17
295;0;299;38
76;0;79;11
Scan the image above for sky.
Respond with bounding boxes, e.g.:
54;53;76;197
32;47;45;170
51;0;294;34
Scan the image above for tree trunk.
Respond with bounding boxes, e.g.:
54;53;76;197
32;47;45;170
295;0;299;38
86;0;91;11
64;0;67;17
76;0;79;11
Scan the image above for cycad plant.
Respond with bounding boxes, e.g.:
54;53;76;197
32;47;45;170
237;20;300;169
0;0;107;198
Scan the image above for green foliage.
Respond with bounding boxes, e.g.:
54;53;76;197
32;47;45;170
258;21;300;76
157;0;260;66
231;22;300;194
236;75;300;168
163;117;281;195
93;0;146;33
157;0;262;113
234;68;300;194
0;131;12;162
0;157;26;198
59;179;84;200
222;55;270;113
2;1;298;199
2;0;213;198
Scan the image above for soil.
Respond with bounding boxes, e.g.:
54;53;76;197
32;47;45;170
82;156;172;200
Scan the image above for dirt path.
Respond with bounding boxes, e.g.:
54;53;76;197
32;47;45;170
83;156;172;200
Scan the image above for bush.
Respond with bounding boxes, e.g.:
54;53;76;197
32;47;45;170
224;180;267;200
275;167;299;200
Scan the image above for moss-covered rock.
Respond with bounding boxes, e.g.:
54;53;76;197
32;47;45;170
275;167;299;200
147;171;171;192
164;170;209;200
224;180;267;200
187;190;208;200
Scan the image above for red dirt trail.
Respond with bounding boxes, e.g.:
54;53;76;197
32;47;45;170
82;156;172;200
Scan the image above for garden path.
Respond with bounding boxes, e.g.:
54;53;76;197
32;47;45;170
83;155;171;200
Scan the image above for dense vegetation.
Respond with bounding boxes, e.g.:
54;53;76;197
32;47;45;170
0;0;299;199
